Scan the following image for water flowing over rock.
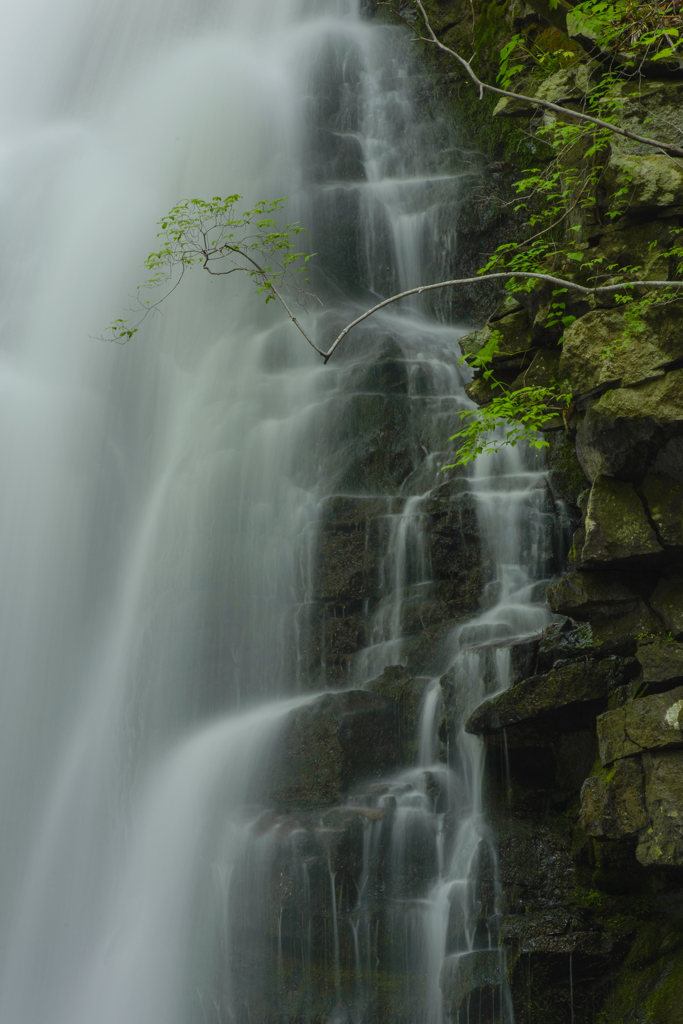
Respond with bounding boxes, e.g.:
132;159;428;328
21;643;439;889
4;0;683;1021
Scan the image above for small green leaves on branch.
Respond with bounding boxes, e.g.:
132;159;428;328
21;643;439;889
101;195;324;355
444;383;572;467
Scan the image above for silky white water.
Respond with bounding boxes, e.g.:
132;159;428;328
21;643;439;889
0;3;349;1021
0;2;557;1022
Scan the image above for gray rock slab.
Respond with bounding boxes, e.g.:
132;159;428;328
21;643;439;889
465;657;639;735
581;475;662;565
440;950;505;1007
597;686;683;765
579;758;648;839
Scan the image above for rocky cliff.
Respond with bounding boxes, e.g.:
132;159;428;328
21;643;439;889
363;2;683;1021
219;5;683;1022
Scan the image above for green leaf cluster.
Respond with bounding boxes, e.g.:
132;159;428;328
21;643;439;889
445;382;572;467
102;195;315;343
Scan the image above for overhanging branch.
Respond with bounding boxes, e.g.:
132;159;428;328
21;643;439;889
323;272;683;362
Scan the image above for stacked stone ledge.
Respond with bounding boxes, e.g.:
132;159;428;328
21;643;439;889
453;49;683;1023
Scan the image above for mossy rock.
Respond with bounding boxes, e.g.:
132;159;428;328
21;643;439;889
650;576;683;639
637;749;683;867
580;756;648;840
581;475;663;567
576;369;683;482
560;305;683;399
546;432;590;506
597;686;683;766
465;656;640;735
604;151;683;214
602;920;683;1024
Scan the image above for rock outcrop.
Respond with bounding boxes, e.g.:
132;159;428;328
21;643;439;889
403;2;683;1019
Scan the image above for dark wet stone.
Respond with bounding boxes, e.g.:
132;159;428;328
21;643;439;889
580;758;648;840
637;750;683;867
597;686;683;766
546;431;591;508
649;576;683;639
637;642;683;690
537;618;596;671
546;571;640;620
365;664;431;764
465;657;641;736
425;484;486;620
440;950;506;1021
537;616;646;670
641;473;683;550
265;690;400;809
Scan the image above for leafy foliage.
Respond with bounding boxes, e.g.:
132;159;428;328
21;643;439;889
445;382;572;466
450;0;683;465
103;195;315;343
571;0;683;67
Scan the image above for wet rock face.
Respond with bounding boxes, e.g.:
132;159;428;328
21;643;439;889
597;686;683;765
440;950;506;1024
302;478;485;684
365;664;432;763
581;475;663;567
286;8;683;1020
265;690;401;809
465;656;640;736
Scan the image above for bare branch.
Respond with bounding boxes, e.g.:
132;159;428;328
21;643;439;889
412;0;683;159
322;272;683;362
216;244;326;357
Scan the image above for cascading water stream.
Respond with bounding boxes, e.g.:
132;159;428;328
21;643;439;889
0;3;560;1023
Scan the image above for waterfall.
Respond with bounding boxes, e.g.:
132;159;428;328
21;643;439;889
0;2;558;1023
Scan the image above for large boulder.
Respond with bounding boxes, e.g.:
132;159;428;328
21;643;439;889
579;758;648;840
596;686;683;766
546;571;639;619
636;750;683;867
641;473;683;550
265;689;400;809
560;307;683;398
575;369;683;481
580;475;662;566
465;657;640;735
